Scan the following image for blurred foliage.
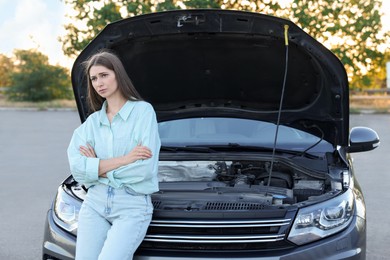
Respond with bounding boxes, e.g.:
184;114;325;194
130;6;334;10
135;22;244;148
288;0;388;90
354;52;389;90
4;49;72;102
60;0;389;89
0;54;14;88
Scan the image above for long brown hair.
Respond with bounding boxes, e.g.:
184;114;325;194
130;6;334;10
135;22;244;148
83;50;142;112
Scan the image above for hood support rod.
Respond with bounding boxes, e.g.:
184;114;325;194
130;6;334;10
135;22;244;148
266;25;290;192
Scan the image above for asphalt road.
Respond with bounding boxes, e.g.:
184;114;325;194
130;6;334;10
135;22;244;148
0;110;388;260
350;114;390;260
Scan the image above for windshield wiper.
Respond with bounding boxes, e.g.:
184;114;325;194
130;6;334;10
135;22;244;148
160;145;216;153
161;144;320;159
189;143;321;159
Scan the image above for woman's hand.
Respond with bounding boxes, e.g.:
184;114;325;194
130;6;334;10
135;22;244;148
126;144;152;163
79;143;96;158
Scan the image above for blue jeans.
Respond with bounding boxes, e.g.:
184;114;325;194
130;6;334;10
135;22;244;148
76;184;153;260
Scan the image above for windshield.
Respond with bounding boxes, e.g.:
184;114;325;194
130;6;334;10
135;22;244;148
158;118;333;153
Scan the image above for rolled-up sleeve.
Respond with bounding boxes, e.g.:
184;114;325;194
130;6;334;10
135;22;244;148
67;122;100;187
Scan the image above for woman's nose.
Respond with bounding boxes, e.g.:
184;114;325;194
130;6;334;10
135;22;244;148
96;77;103;86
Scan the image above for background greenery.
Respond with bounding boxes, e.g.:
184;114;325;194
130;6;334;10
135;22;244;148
2;50;72;102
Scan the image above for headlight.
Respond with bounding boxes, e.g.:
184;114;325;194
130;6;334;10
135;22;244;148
288;188;354;245
53;186;82;235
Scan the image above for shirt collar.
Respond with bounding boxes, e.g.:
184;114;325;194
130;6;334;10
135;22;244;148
117;100;136;121
99;100;136;125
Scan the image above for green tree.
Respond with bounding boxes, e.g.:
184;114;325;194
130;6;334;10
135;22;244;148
287;0;388;89
60;0;389;89
355;51;390;90
0;54;14;89
5;49;72;102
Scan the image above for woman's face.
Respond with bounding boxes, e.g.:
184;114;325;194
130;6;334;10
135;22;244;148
89;65;120;99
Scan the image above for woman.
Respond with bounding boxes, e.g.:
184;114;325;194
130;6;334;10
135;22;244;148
67;51;161;260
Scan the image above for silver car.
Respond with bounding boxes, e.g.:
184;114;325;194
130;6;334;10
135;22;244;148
43;9;379;260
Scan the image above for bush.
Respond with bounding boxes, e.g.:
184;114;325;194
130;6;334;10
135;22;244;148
4;49;72;102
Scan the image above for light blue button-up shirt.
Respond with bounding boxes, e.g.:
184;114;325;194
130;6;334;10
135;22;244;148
67;100;161;194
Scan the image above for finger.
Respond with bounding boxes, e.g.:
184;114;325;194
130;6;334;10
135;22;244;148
87;144;96;157
79;146;89;156
135;150;149;160
80;145;94;157
79;145;88;152
141;151;152;159
140;147;152;157
143;150;152;157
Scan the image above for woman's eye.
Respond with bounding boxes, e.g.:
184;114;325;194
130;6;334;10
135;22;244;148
90;77;97;82
101;73;108;78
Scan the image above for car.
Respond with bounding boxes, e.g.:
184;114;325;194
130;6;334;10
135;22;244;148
42;9;379;260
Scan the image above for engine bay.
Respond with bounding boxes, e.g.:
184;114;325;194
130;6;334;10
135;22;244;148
157;160;343;207
69;159;344;209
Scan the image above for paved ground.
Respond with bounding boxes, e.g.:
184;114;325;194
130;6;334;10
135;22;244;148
0;110;388;259
350;114;390;260
0;110;80;260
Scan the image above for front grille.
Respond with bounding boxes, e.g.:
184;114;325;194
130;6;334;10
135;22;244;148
140;217;293;251
204;202;266;210
152;200;161;209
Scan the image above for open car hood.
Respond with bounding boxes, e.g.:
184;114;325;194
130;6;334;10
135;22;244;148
71;9;349;146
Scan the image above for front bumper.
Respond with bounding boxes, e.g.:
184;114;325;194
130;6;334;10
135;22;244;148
42;209;366;260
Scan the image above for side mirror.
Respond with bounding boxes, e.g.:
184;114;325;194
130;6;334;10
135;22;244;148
347;127;380;153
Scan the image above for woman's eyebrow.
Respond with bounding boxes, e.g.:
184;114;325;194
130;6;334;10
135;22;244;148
90;72;108;78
